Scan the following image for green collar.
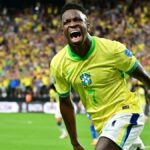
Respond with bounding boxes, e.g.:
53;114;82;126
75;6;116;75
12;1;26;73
67;36;95;61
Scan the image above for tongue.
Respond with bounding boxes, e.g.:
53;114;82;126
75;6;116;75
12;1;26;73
71;35;82;43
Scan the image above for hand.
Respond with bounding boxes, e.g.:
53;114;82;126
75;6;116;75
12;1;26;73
73;144;84;150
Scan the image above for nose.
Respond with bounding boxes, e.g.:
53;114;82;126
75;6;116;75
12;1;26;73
69;21;78;28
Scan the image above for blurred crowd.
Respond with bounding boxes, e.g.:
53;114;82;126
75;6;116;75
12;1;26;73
0;0;150;99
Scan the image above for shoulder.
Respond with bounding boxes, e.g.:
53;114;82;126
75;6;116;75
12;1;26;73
94;36;113;44
93;36;126;53
94;36;125;47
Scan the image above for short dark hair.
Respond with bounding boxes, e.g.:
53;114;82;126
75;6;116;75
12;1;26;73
61;3;87;17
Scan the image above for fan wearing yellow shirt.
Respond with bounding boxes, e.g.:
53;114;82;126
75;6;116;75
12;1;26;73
50;3;150;150
49;84;68;139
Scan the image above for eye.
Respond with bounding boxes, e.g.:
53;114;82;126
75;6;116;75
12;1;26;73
63;21;68;25
63;19;70;25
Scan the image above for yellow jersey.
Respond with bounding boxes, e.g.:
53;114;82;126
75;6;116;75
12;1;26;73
50;36;142;132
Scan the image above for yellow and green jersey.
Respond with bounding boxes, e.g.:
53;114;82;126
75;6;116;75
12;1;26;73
50;36;142;133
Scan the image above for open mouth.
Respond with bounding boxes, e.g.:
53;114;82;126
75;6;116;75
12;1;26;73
70;31;82;43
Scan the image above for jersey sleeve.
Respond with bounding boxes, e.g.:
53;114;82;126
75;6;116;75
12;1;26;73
113;41;138;74
50;59;71;98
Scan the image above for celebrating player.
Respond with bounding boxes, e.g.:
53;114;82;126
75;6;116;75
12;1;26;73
50;2;150;150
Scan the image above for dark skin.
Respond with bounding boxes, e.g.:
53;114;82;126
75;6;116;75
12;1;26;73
59;96;83;150
62;9;91;58
130;63;150;89
60;9;150;150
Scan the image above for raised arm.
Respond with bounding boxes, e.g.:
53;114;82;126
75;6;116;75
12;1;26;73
130;63;150;89
59;96;84;150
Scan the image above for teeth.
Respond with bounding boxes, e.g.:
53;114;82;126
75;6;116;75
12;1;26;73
70;31;78;34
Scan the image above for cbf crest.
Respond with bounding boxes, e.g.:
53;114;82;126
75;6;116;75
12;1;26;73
80;73;92;87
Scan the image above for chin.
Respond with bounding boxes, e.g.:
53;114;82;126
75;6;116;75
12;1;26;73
70;39;83;46
70;41;82;47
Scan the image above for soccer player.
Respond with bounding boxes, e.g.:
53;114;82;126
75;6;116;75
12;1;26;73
50;3;150;150
49;84;68;139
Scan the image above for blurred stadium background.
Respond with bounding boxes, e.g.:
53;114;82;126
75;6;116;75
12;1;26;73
0;0;150;149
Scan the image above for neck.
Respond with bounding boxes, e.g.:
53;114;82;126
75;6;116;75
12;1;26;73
69;34;92;58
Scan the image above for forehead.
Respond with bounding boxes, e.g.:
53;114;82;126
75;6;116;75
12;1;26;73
62;9;87;21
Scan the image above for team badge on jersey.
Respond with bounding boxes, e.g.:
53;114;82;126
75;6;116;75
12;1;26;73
125;49;133;57
80;73;92;87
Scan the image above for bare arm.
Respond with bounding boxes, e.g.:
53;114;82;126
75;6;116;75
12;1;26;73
130;63;150;89
59;96;84;150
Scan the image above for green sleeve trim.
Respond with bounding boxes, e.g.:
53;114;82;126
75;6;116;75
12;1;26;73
58;91;70;98
126;61;139;75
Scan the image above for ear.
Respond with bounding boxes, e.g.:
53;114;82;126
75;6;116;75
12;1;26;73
87;22;91;33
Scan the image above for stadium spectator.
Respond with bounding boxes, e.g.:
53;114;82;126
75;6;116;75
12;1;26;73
50;2;150;150
0;1;150;100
